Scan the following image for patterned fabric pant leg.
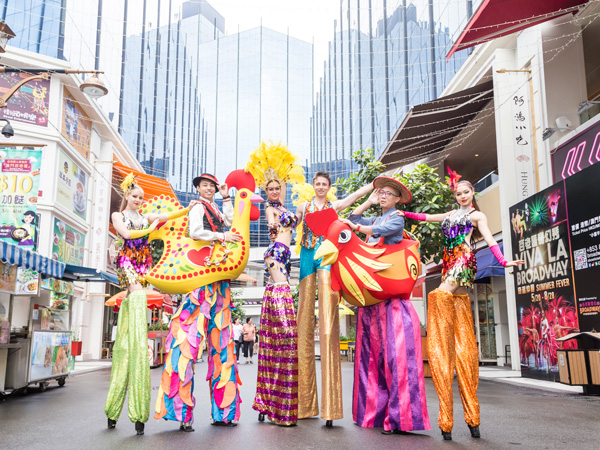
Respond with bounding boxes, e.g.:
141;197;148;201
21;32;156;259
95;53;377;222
297;273;319;419
252;282;298;425
353;299;430;432
105;290;151;423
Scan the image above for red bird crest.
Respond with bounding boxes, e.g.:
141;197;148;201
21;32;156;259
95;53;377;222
305;210;420;307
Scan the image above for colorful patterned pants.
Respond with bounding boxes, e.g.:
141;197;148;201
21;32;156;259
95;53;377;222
353;298;431;432
427;288;480;433
105;290;151;423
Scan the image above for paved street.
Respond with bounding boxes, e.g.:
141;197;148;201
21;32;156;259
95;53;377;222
1;360;599;450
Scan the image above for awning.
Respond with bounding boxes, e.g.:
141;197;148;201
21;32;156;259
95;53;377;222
380;81;493;170
447;0;589;60
112;160;178;202
475;242;505;280
0;241;65;278
62;264;119;285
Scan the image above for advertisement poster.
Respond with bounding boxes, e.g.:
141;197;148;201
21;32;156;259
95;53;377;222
0;261;39;295
0;73;50;126
30;331;71;381
51;218;85;265
510;184;579;380
0;148;42;250
56;149;88;220
61;86;91;160
565;162;600;332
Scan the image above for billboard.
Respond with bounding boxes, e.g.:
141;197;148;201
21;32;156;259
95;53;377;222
0;73;50;126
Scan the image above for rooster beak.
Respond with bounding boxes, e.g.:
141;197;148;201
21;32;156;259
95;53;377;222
314;239;339;266
250;194;264;203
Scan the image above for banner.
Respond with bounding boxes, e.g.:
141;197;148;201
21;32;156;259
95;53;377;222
29;331;71;381
52;218;85;265
551;118;600;182
61;86;91;160
56;149;88;220
564;162;600;331
510;184;578;380
0;73;50;126
0;148;42;250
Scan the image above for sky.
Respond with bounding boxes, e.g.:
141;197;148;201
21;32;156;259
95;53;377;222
208;0;341;83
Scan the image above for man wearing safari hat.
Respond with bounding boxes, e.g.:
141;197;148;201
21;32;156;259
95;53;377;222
340;176;431;435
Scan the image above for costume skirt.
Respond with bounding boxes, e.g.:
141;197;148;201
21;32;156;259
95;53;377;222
441;242;476;289
116;237;152;288
264;241;292;279
252;282;298;425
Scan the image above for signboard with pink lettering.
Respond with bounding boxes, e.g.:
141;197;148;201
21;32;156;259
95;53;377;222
551;119;600;182
0;73;50;126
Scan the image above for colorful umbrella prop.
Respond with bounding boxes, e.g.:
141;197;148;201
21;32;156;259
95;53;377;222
105;289;165;309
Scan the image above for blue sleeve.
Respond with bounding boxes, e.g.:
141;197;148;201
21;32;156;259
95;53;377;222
371;214;405;238
348;214;375;226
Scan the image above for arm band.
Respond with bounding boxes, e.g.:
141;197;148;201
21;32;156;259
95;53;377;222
490;244;507;267
403;211;426;221
129;228;151;239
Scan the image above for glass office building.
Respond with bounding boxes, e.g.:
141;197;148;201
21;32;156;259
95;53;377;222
311;0;475;181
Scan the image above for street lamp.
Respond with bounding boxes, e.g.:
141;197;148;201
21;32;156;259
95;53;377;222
0;67;108;108
0;21;15;53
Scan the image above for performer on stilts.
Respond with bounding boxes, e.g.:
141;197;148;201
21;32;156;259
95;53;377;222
106;173;191;435
245;142;305;426
340;177;431;435
400;173;523;440
155;173;242;430
294;172;373;427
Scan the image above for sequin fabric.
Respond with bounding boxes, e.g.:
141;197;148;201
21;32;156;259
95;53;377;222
252;282;298;425
267;202;298;240
300;199;332;249
427;289;480;433
264;241;292;279
441;211;476;289
104;290;151;423
116;214;153;288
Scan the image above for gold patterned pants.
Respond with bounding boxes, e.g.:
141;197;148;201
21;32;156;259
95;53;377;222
297;269;343;420
427;289;480;432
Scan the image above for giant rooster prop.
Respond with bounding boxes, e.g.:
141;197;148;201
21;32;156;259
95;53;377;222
139;170;262;294
306;208;420;307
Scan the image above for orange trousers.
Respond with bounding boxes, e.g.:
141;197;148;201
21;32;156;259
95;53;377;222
427;288;480;433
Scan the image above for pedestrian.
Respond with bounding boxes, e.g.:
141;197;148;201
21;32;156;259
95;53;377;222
294;171;374;427
242;317;256;364
244;143;304;426
155;173;242;430
233;317;243;361
342;177;431;435
106;173;191;435
400;176;524;441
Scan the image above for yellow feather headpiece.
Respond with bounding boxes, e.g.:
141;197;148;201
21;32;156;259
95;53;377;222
244;141;305;190
120;172;138;195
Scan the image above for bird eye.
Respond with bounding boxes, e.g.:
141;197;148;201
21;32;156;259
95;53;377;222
338;230;351;243
407;255;419;280
240;192;247;198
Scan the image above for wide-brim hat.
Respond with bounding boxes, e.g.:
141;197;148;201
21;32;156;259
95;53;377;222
373;176;412;204
193;173;219;188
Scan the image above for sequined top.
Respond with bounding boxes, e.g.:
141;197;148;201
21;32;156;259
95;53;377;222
440;209;477;288
441;209;475;250
301;198;332;249
267;202;299;240
115;211;153;288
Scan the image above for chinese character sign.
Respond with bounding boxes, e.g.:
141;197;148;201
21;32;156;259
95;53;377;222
61;86;92;160
0;73;50;126
510;183;578;380
56;149;88;220
52;218;85;265
511;85;535;200
0;148;42;250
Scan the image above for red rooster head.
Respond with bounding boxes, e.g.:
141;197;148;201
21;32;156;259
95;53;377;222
306;209;420;307
226;169;261;220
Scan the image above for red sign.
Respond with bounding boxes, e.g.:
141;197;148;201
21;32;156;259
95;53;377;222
2;159;32;173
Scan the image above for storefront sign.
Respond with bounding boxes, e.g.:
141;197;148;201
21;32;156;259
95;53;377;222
0;148;43;250
0;73;50;126
52;218;85;265
61;86;92;160
41;278;74;296
564;162;600;331
511;85;535;200
551;118;600;182
0;261;39;295
29;331;71;381
56;149;88;220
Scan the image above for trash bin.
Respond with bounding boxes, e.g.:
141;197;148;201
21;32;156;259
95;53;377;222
556;332;600;396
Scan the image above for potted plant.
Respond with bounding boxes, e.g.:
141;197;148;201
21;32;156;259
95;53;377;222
71;329;82;356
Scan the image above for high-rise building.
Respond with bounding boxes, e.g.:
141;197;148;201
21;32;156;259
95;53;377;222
311;0;476;181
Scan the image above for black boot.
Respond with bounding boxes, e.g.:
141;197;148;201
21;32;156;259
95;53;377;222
135;421;144;435
180;421;194;432
107;418;116;429
441;430;452;440
469;425;480;438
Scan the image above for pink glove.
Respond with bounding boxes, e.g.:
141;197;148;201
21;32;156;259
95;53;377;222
490;244;507;267
403;211;427;221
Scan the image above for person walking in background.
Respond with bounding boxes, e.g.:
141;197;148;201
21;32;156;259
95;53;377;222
233;317;243;361
242;317;256;364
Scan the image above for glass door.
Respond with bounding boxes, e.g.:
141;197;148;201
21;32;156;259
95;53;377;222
477;284;497;361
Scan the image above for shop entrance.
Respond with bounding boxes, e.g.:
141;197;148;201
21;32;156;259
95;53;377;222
474;283;497;362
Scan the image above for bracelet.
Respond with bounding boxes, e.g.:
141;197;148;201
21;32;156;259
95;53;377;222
356;225;361;232
222;196;230;199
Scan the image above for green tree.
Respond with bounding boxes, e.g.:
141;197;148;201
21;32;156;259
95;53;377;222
230;289;246;322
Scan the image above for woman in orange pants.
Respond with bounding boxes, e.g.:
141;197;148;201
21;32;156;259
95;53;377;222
401;179;523;441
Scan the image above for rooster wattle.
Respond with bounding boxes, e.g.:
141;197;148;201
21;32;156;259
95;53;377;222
306;208;420;307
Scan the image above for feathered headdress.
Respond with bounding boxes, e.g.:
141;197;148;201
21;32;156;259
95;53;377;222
120;172;138;195
446;166;462;192
244;141;305;190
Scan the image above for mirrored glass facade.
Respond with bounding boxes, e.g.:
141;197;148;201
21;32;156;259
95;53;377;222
311;0;475;182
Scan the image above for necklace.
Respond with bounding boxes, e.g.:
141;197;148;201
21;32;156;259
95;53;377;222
123;209;144;228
